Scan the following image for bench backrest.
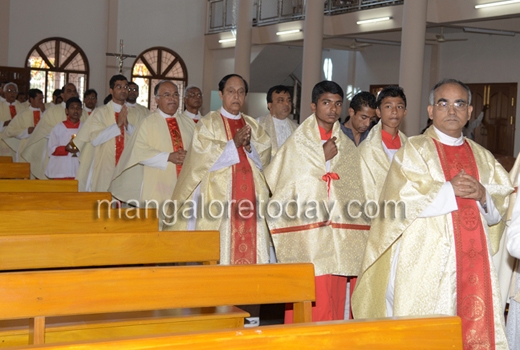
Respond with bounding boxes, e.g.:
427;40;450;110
0;192;112;210
0;263;315;344
0;162;30;179
0;156;12;163
20;316;463;350
0;231;220;270
0;208;158;235
0;179;78;192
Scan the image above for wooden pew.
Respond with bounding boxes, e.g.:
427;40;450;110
0;179;78;192
0;263;315;346
0;208;159;235
0;230;250;347
23;316;463;350
0;156;12;163
0;162;30;179
0;192;112;210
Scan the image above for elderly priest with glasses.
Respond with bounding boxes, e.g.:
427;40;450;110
352;78;512;350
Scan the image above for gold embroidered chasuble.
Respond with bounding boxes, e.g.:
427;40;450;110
165;110;272;265
352;126;512;349
110;111;195;207
264;115;370;277
20;103;87;179
75;103;144;192
359;121;408;203
257;114;298;157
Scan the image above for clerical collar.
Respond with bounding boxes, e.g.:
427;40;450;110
84;107;93;114
61;102;66;108
220;107;240;120
125;102;137;107
184;110;201;120
433;126;463;146
29;106;41;111
158;108;176;119
272;117;288;125
111;101;123;113
0;96;5;102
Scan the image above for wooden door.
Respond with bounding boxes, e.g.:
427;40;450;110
467;83;517;157
0;66;30;94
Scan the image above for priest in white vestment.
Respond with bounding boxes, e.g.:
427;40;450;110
352;79;512;350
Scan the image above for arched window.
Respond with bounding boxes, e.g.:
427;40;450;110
26;37;89;103
131;47;188;112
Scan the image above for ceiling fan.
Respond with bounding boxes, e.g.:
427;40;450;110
426;27;468;43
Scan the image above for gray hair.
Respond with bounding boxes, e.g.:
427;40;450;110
429;78;472;105
154;80;177;97
3;82;18;92
184;85;201;97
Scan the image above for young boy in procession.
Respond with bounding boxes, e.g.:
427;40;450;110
264;80;369;322
45;97;82;179
359;86;408;203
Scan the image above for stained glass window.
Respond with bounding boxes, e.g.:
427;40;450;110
131;47;188;111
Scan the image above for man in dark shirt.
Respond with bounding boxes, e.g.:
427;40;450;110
341;91;377;146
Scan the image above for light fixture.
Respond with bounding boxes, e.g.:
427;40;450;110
355;38;401;46
218;38;236;43
475;0;520;8
463;27;515;36
356;16;392;25
276;29;302;36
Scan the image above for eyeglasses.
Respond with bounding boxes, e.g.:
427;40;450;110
114;84;129;90
6;89;17;93
187;92;202;98
128;87;138;92
157;92;179;99
433;101;468;111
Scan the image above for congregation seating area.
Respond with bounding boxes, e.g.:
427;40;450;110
0;165;464;349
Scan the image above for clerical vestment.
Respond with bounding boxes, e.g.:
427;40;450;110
352;126;512;350
264;115;369;277
257;114;298;157
1;107;41;162
359;121;408;203
110;111;195;208
166;110;272;265
0;100;28;158
126;102;150;119
75;103;143;192
20;103;87;179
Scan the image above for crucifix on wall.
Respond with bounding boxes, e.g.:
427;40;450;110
106;39;136;74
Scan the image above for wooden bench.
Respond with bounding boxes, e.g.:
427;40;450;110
0;192;112;210
0;263;315;346
0;180;78;192
22;316;463;350
0;230;251;347
0;156;12;163
0;208;159;235
0;162;30;179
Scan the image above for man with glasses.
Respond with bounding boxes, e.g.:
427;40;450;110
75;75;144;191
110;80;195;223
0;83;28;158
353;79;512;350
125;81;150;119
180;85;203;123
20;83;87;178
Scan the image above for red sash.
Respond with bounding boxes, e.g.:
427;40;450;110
9;105;16;118
166;118;184;176
33;110;40;126
221;114;257;264
433;139;495;350
115;112;124;165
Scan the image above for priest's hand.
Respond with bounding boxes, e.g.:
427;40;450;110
323;137;338;161
451;169;487;205
117;105;129;128
168;150;187;164
233;125;251;152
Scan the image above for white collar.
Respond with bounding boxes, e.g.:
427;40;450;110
125;102;137;107
158;108;176;119
184;110;201;120
111;101;124;113
220;107;240;120
433;126;464;146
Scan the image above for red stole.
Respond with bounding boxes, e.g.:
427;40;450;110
433;139;495;350
166;117;184;176
319;126;339;199
114;112;124;165
221;114;257;264
9;105;16;118
33;110;41;126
